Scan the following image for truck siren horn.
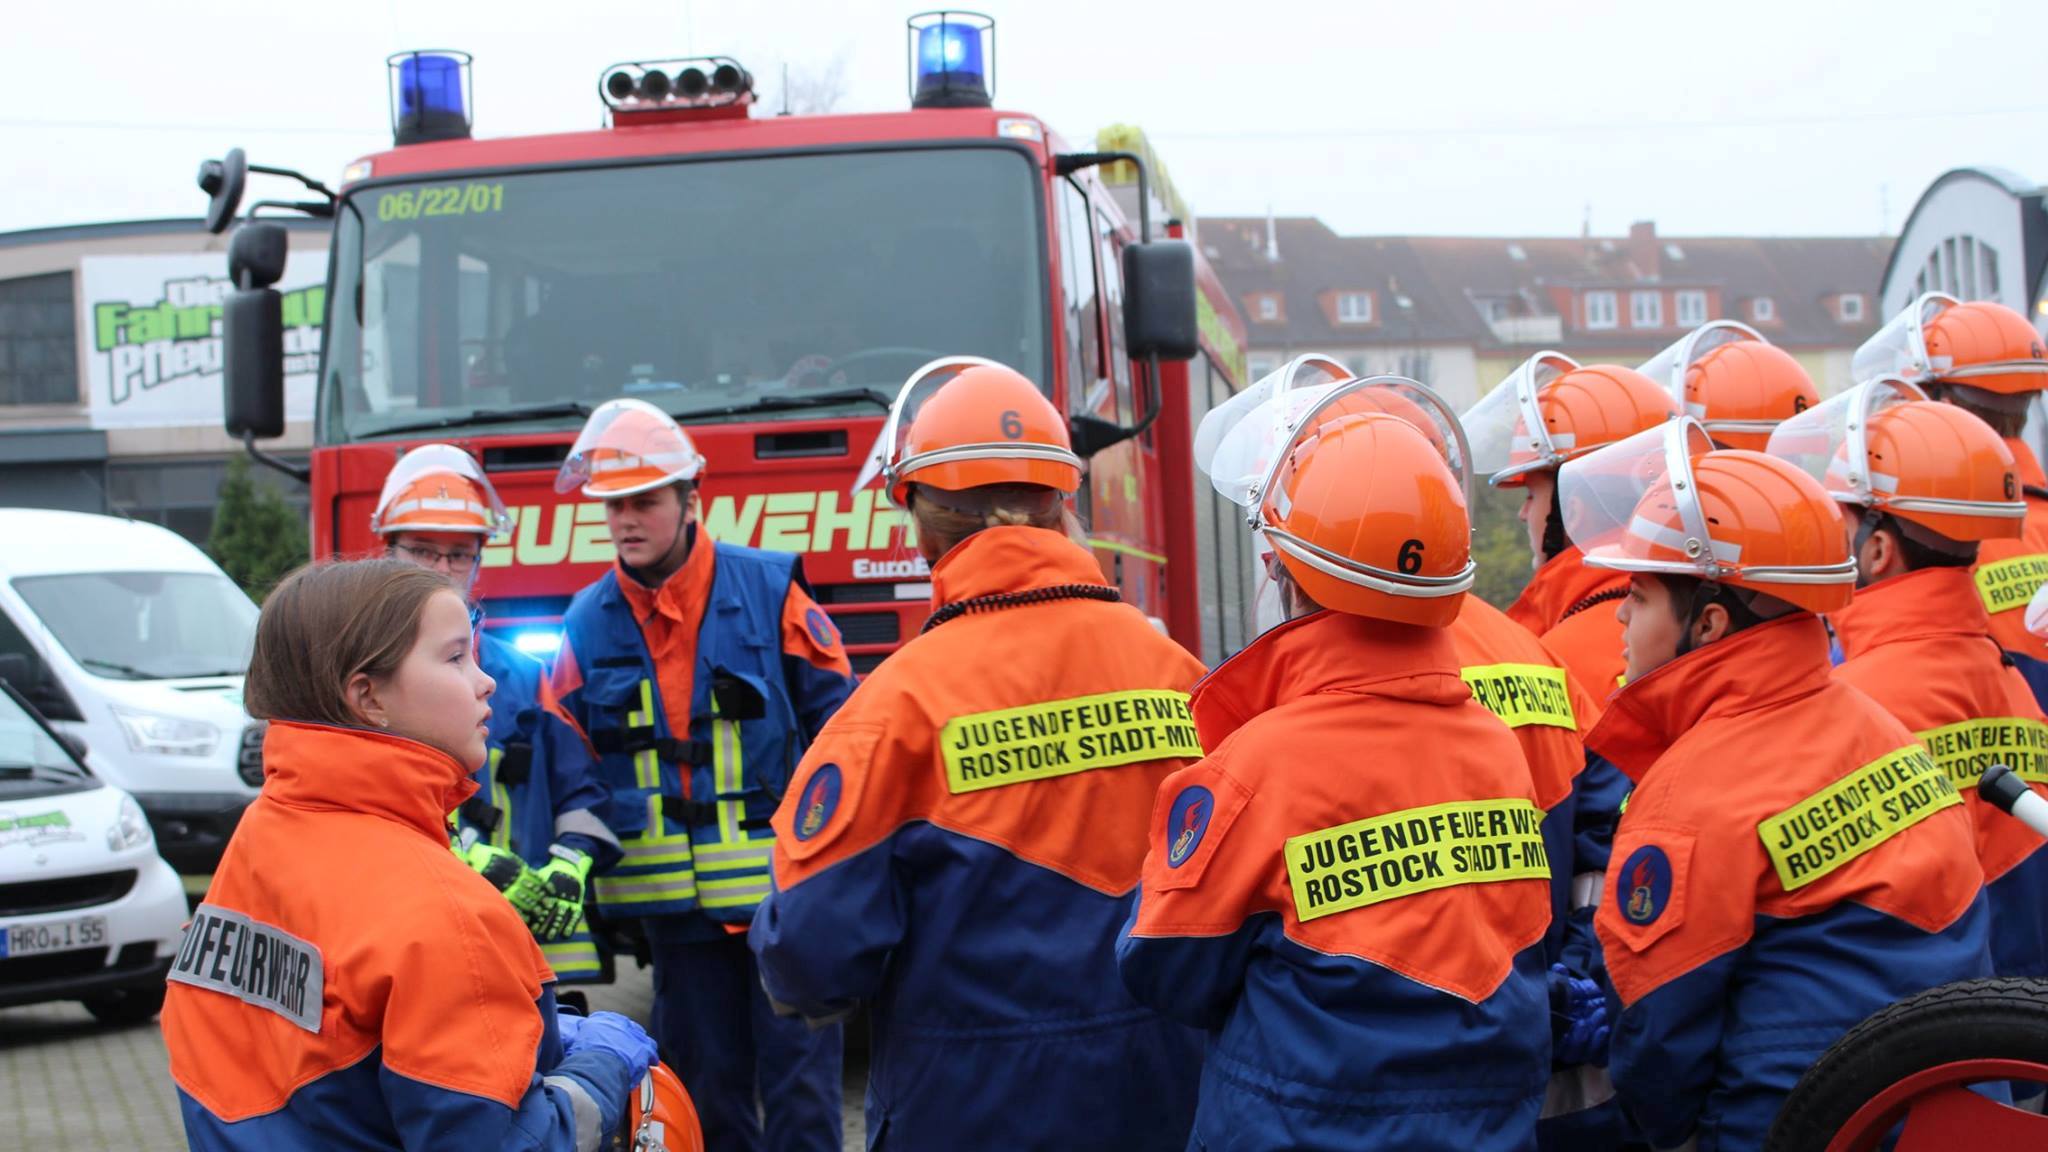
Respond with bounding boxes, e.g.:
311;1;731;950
602;56;754;118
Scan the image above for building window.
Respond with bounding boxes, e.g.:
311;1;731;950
0;272;78;406
1752;296;1777;323
1630;291;1663;329
1584;291;1618;330
1676;290;1708;327
1839;294;1865;322
1336;292;1373;324
1248;353;1281;380
1477;297;1511;323
1255;295;1279;322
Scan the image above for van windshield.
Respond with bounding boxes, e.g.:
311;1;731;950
13;572;258;681
0;688;92;799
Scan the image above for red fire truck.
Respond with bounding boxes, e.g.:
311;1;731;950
200;15;1253;671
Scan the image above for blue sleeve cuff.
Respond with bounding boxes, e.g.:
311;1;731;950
549;1049;632;1138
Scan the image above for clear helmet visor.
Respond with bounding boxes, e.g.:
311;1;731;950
1206;375;1472;508
1463;350;1580;483
1558;417;1718;570
371;443;510;538
1851;292;1959;385
1637;320;1765;409
1765;376;1929;506
556;397;705;496
1192;354;1350;480
851;355;1004;493
2027;580;2048;640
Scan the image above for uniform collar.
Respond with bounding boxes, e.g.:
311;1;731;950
1506;546;1626;634
1190;610;1468;750
615;528;715;627
1588;614;1834;781
1834;567;1992;658
927;525;1110;608
2011;438;2048;490
259;721;477;842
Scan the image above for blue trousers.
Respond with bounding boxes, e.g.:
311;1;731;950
645;917;843;1152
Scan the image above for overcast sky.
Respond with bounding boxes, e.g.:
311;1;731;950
5;0;2046;238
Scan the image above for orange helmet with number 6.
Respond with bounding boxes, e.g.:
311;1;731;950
873;358;1084;506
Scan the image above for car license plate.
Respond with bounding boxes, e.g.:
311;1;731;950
0;915;108;958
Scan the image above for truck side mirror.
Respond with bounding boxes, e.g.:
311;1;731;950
198;148;248;235
222;221;290;440
1122;241;1198;362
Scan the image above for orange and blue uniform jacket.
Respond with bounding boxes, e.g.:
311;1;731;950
1118;610;1553;1152
1979;439;2048;697
1452;596;1627;1143
750;527;1209;1151
1833;566;2048;979
463;629;619;981
1591;615;1993;1152
1508;545;1630;697
551;534;854;935
164;722;634;1152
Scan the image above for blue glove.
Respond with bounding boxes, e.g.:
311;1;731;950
563;1010;659;1082
1549;963;1611;1067
555;1010;583;1051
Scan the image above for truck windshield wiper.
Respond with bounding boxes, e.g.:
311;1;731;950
669;388;893;421
369;401;595;439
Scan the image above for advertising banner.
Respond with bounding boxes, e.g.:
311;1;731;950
80;251;326;429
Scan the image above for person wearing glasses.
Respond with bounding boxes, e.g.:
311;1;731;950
371;444;619;990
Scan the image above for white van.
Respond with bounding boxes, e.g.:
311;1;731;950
0;509;263;892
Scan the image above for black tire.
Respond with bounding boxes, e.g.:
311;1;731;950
82;982;167;1028
1764;977;2048;1152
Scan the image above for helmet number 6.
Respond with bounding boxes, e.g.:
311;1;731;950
999;410;1024;440
1397;539;1425;575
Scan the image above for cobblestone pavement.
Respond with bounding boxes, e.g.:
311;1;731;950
0;962;866;1150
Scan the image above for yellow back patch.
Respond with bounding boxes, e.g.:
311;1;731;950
1919;717;2048;788
1285;798;1548;922
1757;745;1962;892
941;690;1200;795
1461;663;1576;730
1975;554;2048;615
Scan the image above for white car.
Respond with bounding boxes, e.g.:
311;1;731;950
0;681;186;1024
0;509;263;894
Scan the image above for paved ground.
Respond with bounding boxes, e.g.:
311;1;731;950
0;962;866;1149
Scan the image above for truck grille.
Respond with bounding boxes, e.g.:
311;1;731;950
829;611;901;647
0;870;137;917
237;723;267;787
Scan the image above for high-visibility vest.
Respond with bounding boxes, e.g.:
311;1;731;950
561;545;808;922
453;632;605;980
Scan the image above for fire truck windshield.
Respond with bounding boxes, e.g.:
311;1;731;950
320;146;1047;442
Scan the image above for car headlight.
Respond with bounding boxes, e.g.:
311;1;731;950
107;795;153;852
111;707;220;757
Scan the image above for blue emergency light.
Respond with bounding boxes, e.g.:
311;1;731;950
510;629;563;658
908;12;993;109
388;50;473;146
